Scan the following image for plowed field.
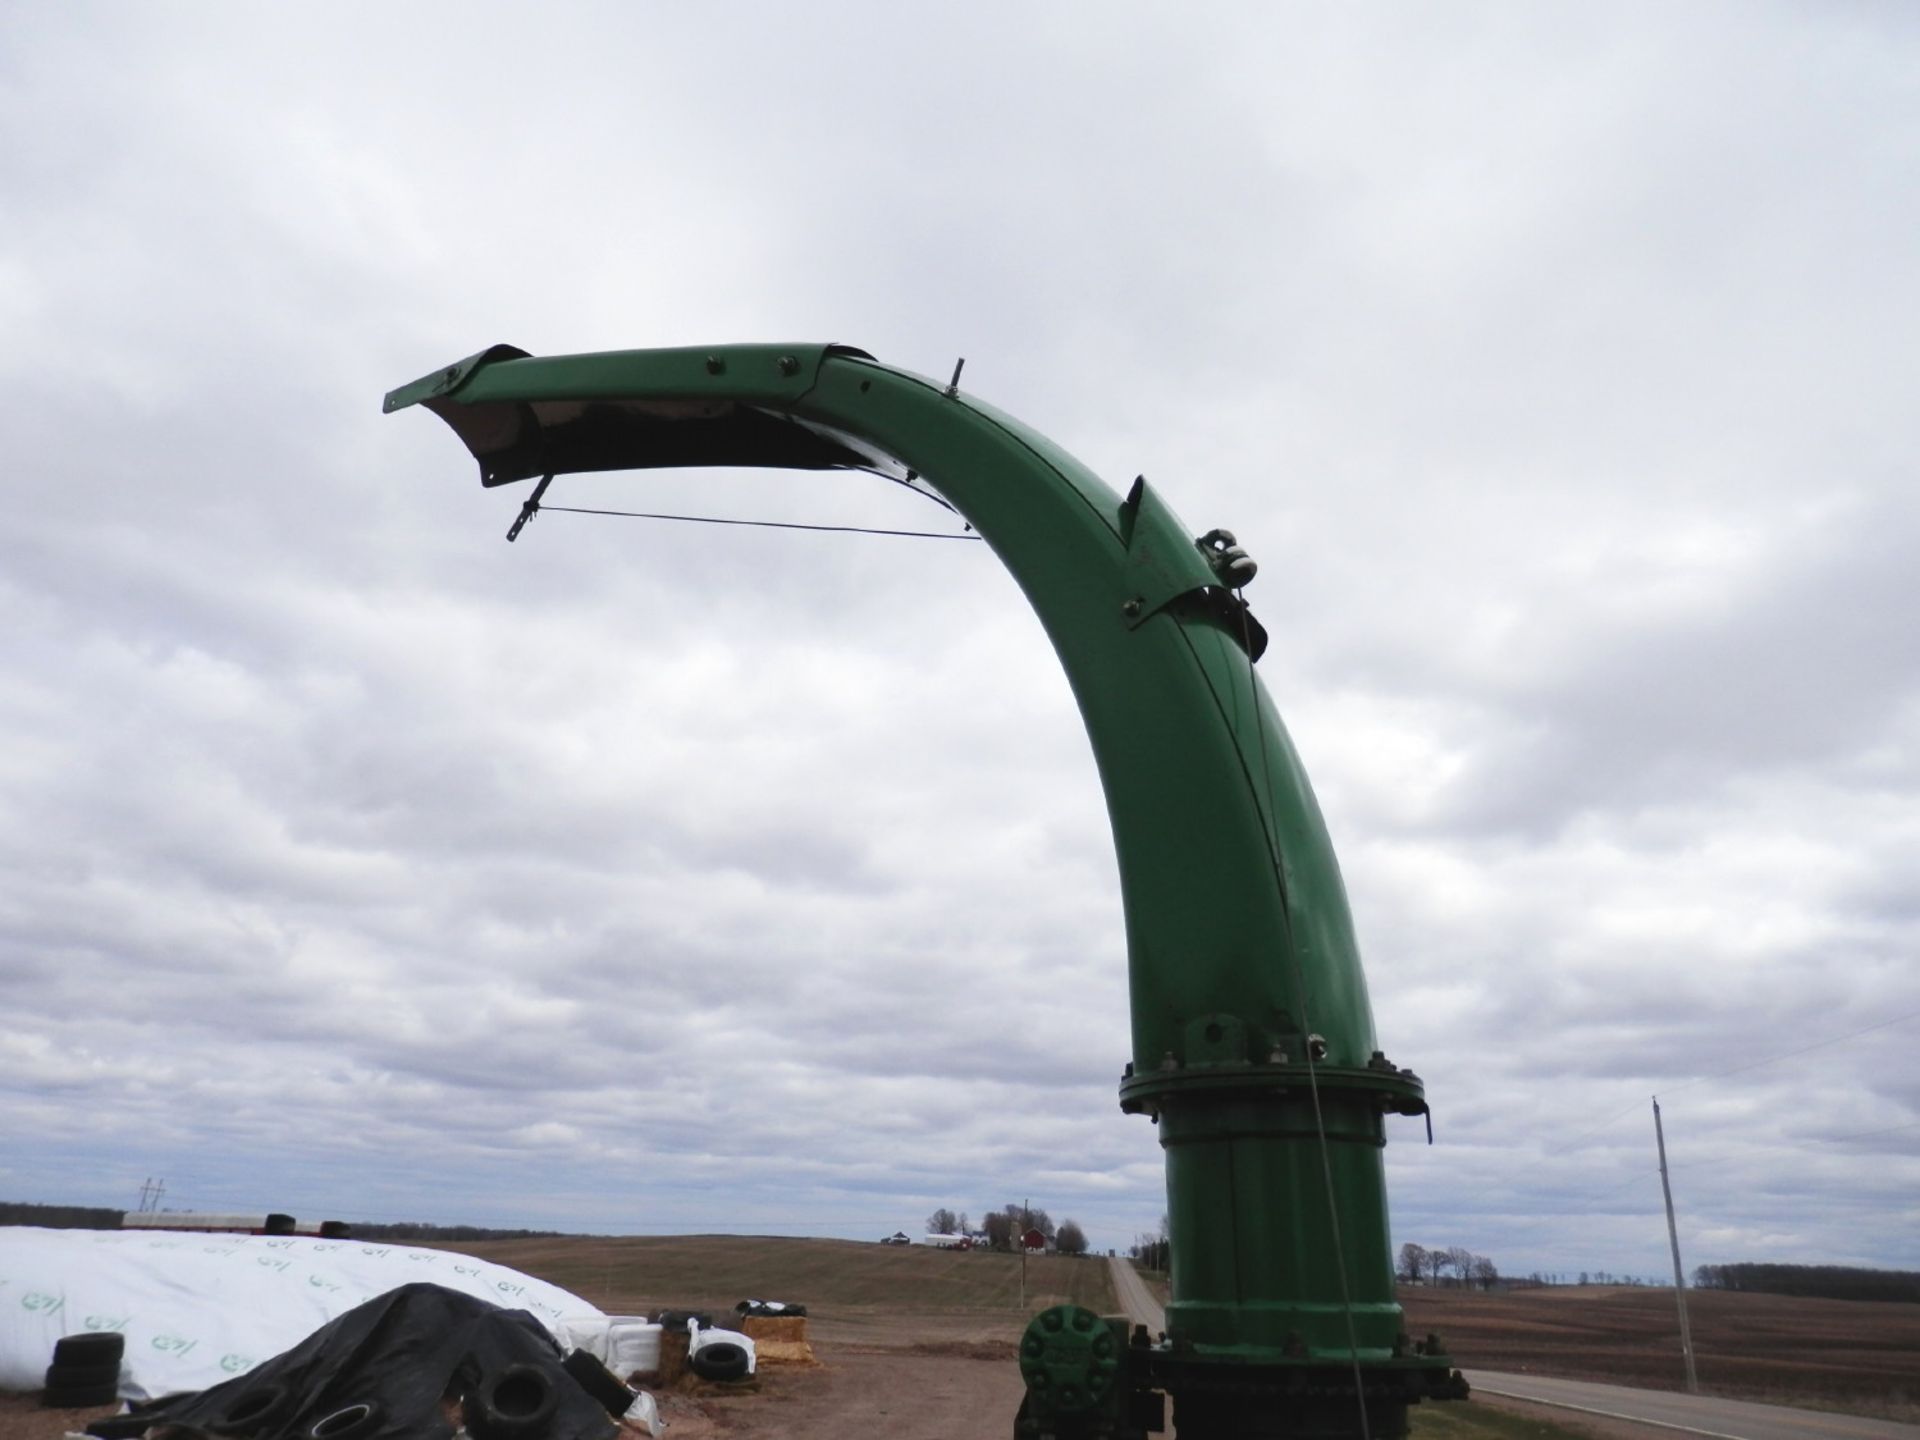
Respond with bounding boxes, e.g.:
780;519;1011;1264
4;1237;1913;1439
1400;1284;1917;1420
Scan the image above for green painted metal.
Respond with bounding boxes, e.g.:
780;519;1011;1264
386;342;1457;1434
1017;1305;1133;1431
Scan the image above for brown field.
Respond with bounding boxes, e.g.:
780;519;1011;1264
1128;1267;1917;1422
446;1237;1621;1440
1398;1283;1920;1422
4;1236;1912;1439
456;1233;1116;1352
0;1237;1111;1440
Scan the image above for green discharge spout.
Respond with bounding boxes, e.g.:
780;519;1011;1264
386;343;1463;1438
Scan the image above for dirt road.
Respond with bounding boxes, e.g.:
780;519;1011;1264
1107;1256;1167;1334
670;1349;1025;1440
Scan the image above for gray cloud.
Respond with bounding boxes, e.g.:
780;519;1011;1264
2;3;1915;1279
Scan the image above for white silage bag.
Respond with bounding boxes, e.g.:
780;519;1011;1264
554;1313;663;1378
599;1317;664;1379
0;1227;604;1401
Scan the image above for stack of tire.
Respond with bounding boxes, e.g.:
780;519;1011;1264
41;1332;123;1410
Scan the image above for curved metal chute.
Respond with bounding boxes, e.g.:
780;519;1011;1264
388;342;1458;1437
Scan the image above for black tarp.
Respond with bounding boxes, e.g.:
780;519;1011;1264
89;1282;619;1440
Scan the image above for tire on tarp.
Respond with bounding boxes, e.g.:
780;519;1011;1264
41;1382;120;1409
306;1401;381;1440
562;1349;633;1418
465;1363;558;1440
79;1284;617;1440
43;1335;123;1410
53;1334;126;1368
210;1381;292;1434
44;1330;126;1408
44;1362;122;1390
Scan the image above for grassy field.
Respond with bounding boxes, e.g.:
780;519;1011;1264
454;1233;1117;1351
453;1238;1614;1440
0;1237;1623;1440
430;1239;1919;1433
1408;1399;1655;1440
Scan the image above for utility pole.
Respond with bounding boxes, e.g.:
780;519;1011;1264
1652;1096;1698;1393
1020;1196;1029;1312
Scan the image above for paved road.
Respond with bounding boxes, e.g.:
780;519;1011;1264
1467;1371;1920;1440
1107;1256;1167;1335
1095;1276;1917;1440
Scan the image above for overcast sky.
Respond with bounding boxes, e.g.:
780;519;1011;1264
3;4;1915;1285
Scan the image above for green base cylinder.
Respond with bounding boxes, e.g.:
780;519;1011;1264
1161;1091;1397;1359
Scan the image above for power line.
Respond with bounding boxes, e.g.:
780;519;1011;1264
1815;1118;1920;1144
1546;1098;1652;1157
1656;1005;1920;1098
1452;1007;1920;1231
1414;1168;1661;1249
1547;1006;1920;1156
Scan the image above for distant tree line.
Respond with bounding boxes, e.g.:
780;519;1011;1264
926;1203;1090;1255
1131;1235;1170;1271
1129;1213;1170;1273
349;1221;564;1243
1398;1243;1501;1289
0;1201;122;1229
0;1201;567;1245
1692;1263;1920;1304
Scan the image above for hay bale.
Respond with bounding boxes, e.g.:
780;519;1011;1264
652;1326;690;1386
739;1314;816;1366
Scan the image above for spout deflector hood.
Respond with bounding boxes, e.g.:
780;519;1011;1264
384;343;889;486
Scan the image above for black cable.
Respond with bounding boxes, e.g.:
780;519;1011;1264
1544;1097;1657;1157
1547;1006;1920;1157
1817;1118;1920;1144
537;503;982;541
1235;587;1373;1440
873;466;961;516
1657;1006;1920;1096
